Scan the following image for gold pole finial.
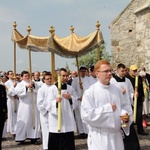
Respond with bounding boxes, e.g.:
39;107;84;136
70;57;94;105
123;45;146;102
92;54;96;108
70;25;74;33
49;26;55;36
96;21;100;30
13;21;17;30
27;26;31;35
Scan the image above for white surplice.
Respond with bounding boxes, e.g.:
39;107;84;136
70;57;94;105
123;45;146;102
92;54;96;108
110;77;134;106
15;80;41;141
81;81;132;150
37;83;51;149
44;84;77;133
5;79;19;134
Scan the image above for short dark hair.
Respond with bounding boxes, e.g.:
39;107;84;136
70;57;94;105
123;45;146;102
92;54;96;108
79;66;87;71
7;70;13;75
21;71;29;77
43;72;51;79
59;68;67;72
117;63;126;69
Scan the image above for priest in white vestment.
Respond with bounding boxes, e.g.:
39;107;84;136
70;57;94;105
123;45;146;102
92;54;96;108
37;72;52;150
5;71;18;136
110;63;140;150
45;68;77;150
81;60;132;150
15;71;41;144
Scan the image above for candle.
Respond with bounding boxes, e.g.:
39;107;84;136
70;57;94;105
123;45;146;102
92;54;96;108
57;73;62;132
58;73;61;97
135;76;138;87
134;75;138;123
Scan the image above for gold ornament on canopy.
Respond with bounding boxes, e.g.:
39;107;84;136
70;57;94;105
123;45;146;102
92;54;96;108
11;21;104;57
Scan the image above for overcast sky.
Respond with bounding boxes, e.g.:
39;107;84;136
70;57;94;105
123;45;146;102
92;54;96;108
0;0;131;73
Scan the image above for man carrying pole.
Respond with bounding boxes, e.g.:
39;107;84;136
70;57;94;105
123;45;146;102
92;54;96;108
126;65;148;135
111;63;140;150
15;71;41;144
45;68;77;150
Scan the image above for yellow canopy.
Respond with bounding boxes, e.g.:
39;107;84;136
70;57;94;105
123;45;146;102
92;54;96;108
11;22;104;58
11;29;49;52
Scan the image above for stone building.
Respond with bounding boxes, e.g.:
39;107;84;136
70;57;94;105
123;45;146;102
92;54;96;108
109;0;150;72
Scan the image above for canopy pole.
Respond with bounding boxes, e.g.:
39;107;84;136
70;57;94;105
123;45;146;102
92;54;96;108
28;47;32;83
13;22;17;79
51;52;55;83
13;21;17;113
27;26;35;129
27;26;32;84
76;56;83;95
49;26;56;84
96;21;101;61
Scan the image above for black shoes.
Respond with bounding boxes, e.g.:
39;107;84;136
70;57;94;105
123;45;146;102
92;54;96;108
138;131;149;136
31;139;39;145
2;138;7;141
77;133;87;139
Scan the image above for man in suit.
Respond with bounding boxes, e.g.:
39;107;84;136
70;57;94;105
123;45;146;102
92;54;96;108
0;84;7;150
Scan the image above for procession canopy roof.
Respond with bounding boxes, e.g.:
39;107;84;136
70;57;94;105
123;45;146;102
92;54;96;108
11;29;49;52
11;22;104;58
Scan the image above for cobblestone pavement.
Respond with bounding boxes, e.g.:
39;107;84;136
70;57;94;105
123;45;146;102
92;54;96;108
2;120;150;150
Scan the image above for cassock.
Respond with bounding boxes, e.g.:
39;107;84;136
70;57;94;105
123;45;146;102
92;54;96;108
0;84;7;150
15;80;41;142
111;75;140;150
44;83;77;150
81;81;132;150
37;83;51;150
71;76;91;134
5;79;18;135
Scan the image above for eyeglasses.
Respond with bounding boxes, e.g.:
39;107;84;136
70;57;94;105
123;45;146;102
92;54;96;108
97;69;112;74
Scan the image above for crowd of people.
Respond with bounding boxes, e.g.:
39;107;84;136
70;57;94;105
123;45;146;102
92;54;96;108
0;60;150;150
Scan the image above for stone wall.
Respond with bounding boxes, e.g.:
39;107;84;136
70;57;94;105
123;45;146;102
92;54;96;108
110;0;150;71
136;9;150;71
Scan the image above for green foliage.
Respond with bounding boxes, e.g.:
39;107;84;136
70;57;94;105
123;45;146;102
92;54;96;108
77;44;111;68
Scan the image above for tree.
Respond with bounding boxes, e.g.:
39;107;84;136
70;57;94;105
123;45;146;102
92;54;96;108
77;44;111;68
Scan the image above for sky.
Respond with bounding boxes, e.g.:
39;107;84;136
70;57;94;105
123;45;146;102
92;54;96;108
0;0;131;73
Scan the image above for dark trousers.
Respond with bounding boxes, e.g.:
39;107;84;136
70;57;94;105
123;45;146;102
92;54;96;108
136;102;144;133
123;123;140;150
48;132;75;150
0;116;5;150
